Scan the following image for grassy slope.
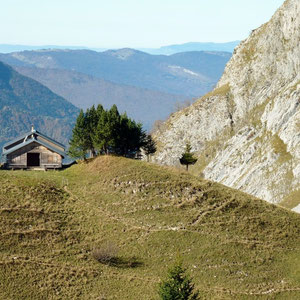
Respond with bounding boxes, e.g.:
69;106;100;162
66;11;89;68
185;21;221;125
0;156;299;299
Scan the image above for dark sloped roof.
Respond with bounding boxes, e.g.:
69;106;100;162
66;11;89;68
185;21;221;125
3;129;65;150
3;138;66;158
2;131;66;158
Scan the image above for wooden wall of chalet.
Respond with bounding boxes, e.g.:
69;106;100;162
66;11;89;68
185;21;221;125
6;142;62;169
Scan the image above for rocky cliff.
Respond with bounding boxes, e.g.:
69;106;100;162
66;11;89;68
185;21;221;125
153;0;300;207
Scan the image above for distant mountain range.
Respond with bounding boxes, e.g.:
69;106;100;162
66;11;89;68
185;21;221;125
15;66;187;130
0;48;231;130
0;44;106;53
0;41;239;55
0;49;231;97
0;61;79;151
140;41;240;55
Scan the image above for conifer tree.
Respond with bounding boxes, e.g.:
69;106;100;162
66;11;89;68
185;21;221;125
68;109;89;159
85;105;98;157
179;143;198;171
115;112;146;156
126;120;146;155
69;104;146;158
118;112;131;155
158;260;200;300
142;134;157;162
91;104;105;153
93;109;111;154
96;103;105;117
107;104;121;150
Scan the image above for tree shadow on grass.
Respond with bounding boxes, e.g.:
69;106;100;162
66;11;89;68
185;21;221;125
105;256;143;269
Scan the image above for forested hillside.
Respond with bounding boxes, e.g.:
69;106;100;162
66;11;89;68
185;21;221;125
0;61;79;150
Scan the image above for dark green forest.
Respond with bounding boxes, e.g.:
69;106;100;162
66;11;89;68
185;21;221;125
69;104;153;159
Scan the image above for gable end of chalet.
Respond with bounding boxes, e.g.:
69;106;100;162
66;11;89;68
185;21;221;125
2;127;66;170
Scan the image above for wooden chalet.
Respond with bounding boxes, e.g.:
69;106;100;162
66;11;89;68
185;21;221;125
2;126;66;170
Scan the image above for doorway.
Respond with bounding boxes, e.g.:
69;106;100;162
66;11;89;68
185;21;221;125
27;153;40;167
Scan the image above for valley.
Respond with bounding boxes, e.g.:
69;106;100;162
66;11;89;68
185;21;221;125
13;66;187;130
0;48;231;134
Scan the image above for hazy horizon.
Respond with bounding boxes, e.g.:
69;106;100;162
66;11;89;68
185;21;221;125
0;0;284;49
0;40;240;53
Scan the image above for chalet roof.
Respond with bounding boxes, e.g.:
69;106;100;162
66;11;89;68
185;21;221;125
3;129;65;150
2;128;66;158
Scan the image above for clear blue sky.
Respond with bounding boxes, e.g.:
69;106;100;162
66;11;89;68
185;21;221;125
0;0;285;48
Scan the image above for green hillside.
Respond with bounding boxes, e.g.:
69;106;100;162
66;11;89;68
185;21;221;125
0;156;299;299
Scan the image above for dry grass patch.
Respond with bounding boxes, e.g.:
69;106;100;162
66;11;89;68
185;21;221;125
0;156;300;299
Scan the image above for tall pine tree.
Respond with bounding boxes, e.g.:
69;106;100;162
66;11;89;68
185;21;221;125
68;110;89;160
107;104;121;150
85;105;98;157
142;134;156;162
93;109;111;154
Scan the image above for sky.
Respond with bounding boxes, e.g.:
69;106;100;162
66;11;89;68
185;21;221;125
0;0;285;48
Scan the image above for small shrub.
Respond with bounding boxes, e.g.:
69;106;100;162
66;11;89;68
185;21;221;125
179;143;198;171
92;242;119;265
159;259;200;300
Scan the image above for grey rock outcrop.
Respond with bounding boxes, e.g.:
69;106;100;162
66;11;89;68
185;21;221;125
153;0;300;206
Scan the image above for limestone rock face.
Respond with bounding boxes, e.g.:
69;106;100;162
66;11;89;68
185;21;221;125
153;0;300;205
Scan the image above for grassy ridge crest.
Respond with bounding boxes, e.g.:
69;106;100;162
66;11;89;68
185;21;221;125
0;156;299;299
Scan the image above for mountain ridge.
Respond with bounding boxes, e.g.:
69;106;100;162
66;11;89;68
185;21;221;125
153;0;300;207
0;49;232;130
0;41;239;55
0;49;231;97
140;41;240;55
